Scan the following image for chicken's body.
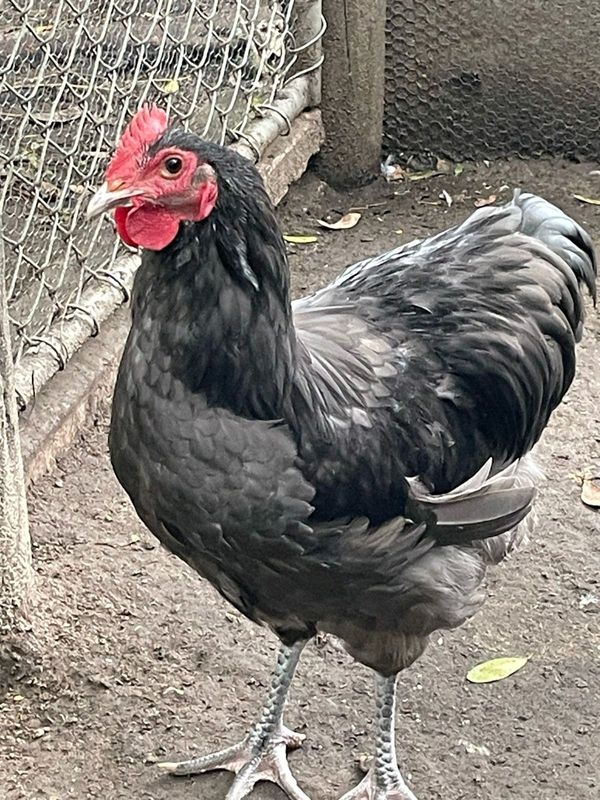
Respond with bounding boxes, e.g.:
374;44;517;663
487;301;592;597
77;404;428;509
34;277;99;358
89;109;596;800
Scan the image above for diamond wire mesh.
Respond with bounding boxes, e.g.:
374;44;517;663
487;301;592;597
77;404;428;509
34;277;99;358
0;0;314;371
385;0;600;163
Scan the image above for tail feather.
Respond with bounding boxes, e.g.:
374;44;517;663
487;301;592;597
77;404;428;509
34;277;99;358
514;190;597;305
409;457;538;547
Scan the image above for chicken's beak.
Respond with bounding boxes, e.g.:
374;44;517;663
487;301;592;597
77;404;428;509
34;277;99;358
86;181;145;219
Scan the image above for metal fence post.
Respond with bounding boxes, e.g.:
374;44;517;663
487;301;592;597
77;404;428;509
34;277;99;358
315;0;386;187
0;226;32;634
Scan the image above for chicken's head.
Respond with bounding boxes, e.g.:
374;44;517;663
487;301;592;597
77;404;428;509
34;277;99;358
87;105;218;251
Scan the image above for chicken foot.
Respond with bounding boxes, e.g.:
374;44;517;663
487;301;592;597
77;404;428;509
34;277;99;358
339;673;418;800
158;640;311;800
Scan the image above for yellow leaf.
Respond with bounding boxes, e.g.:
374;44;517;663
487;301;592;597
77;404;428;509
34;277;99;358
581;476;600;507
573;193;600;206
317;212;361;230
283;234;318;244
466;656;530;684
162;79;180;95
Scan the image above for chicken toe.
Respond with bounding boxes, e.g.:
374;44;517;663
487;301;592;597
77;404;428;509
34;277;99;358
159;723;309;799
157;641;310;799
338;769;418;800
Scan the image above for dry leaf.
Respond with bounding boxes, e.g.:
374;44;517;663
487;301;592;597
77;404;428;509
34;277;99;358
32;108;80;124
573;193;600;206
581;475;600;507
466;656;529;684
317;212;361;230
162;78;180;95
283;234;318;244
408;169;442;182
474;194;497;208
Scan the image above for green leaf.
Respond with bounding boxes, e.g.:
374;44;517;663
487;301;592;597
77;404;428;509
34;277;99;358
466;656;530;684
283;234;318;244
454;163;464;176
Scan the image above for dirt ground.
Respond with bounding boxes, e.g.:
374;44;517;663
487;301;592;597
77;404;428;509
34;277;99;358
1;158;599;800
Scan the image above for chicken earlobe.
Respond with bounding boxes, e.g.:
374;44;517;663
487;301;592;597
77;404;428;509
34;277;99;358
158;641;311;800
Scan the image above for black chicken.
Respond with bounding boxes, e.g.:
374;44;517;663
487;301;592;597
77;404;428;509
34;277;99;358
87;106;596;800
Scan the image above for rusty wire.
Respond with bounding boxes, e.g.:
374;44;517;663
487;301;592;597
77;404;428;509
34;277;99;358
0;0;320;367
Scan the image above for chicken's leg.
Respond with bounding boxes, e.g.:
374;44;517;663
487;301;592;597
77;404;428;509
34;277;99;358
159;640;311;800
339;673;418;800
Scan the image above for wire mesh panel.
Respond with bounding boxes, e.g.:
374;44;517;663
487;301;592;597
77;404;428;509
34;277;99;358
0;0;316;374
385;0;600;162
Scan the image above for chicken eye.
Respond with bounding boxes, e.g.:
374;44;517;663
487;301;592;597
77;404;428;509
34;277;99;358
163;156;183;176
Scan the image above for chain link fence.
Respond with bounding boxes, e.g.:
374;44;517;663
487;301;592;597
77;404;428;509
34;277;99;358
0;0;323;407
385;0;600;164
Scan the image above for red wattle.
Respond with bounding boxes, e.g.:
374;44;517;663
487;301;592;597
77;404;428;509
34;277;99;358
114;207;137;247
115;205;181;251
112;180;218;251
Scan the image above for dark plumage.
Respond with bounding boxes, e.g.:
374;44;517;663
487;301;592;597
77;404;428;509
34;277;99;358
88;107;596;800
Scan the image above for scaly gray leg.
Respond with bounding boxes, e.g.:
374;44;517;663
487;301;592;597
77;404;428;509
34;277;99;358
159;640;311;800
339;673;418;800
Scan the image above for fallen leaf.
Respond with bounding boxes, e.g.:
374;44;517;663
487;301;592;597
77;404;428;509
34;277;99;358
162;78;180;95
283;234;318;244
573;193;600;206
466;656;529;684
317;212;361;230
581;475;600;507
454;163;465;176
32;108;80;123
474;194;497;207
394;228;404;235
408;169;443;182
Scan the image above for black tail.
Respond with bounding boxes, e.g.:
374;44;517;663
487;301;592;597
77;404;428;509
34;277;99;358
514;191;597;333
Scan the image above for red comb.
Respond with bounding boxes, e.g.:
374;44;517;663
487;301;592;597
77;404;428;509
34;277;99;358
107;104;169;180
